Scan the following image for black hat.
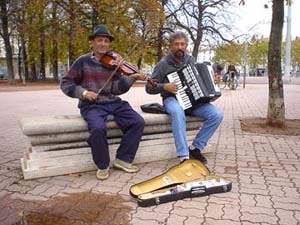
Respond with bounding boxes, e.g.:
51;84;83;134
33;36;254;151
88;24;114;41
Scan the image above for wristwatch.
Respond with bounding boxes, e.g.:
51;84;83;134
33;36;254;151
82;90;88;98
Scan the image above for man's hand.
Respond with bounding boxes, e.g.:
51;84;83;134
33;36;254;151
131;73;147;81
113;53;123;66
164;82;177;95
83;91;98;101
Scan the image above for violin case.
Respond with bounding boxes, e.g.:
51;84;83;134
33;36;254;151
130;159;232;207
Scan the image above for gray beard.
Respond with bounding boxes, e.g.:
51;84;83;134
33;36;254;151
174;49;185;59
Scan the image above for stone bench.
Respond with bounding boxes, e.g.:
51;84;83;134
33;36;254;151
20;112;203;180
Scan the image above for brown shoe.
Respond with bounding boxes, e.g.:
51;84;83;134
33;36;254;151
96;168;109;180
113;159;139;173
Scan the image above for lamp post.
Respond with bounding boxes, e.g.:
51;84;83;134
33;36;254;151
242;41;248;88
284;3;292;84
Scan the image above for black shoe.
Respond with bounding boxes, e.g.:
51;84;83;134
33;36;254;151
180;158;188;164
189;148;208;164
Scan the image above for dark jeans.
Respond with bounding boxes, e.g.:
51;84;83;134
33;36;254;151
80;100;145;169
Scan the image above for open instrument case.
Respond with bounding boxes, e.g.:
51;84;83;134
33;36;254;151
130;159;232;207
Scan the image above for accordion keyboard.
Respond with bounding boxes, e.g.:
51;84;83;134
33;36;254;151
167;70;192;110
167;63;221;110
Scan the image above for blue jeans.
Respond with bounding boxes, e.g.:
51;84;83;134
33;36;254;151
163;97;223;157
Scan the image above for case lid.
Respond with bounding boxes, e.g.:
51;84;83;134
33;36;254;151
130;159;210;197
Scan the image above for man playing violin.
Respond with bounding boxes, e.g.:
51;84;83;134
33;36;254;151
145;31;223;164
60;24;147;180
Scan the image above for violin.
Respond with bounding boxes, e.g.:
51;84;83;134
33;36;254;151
101;52;157;88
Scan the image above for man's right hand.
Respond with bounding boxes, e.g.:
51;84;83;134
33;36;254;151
83;91;98;101
163;82;177;95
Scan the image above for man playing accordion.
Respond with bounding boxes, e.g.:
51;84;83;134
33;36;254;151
146;31;223;164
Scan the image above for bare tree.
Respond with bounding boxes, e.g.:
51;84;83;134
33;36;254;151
156;0;178;62
166;0;233;59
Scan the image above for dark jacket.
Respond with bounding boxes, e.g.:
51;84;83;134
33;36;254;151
145;52;194;100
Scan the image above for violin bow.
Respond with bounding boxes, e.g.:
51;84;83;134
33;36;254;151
97;44;138;97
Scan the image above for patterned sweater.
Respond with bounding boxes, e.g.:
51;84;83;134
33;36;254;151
60;52;136;108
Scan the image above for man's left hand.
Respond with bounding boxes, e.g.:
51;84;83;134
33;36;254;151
131;73;147;81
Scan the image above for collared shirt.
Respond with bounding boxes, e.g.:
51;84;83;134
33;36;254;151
60;52;136;108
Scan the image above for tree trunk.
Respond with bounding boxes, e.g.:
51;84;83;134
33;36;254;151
266;0;285;127
52;42;59;82
68;0;76;66
30;62;37;81
68;25;75;67
51;0;59;82
137;57;142;70
92;7;98;32
192;37;201;59
39;34;46;80
18;45;22;81
156;21;164;63
39;12;46;81
156;0;167;63
21;36;29;81
0;0;15;84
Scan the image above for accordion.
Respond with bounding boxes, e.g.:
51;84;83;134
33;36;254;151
167;63;221;110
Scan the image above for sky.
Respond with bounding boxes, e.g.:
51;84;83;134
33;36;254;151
232;0;300;40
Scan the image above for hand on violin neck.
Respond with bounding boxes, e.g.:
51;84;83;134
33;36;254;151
116;54;124;65
131;72;147;81
111;52;123;65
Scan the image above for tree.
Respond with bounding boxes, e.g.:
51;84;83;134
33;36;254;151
156;0;179;62
248;38;268;68
240;0;289;127
129;0;164;68
166;0;234;59
0;0;15;84
55;0;90;66
291;37;300;69
266;0;285;126
37;0;49;80
13;0;30;82
212;42;243;65
50;0;59;81
24;0;46;81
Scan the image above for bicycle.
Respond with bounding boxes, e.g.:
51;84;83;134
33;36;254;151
220;71;238;90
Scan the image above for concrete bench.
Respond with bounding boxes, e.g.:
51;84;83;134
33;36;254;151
20;112;203;180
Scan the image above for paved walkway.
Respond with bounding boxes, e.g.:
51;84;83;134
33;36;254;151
0;83;300;225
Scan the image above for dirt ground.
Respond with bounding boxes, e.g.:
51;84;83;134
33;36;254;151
240;118;300;136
